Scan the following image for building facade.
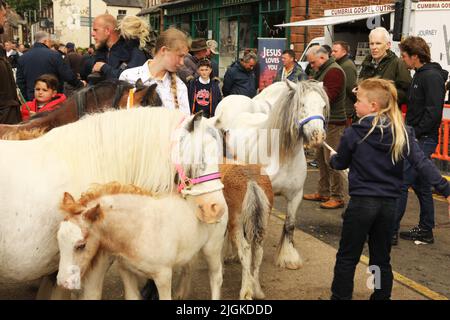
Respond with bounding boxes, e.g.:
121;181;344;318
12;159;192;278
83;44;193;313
33;0;144;48
154;0;442;77
159;0;289;77
137;0;162;34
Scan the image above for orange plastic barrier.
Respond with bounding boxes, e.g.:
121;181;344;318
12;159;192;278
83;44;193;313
432;104;450;161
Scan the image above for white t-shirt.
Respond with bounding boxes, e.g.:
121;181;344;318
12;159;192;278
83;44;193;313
119;60;190;116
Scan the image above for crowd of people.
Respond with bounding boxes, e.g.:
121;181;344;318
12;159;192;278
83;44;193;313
1;0;450;301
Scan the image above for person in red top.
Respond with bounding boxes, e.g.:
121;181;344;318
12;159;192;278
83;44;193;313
20;74;67;121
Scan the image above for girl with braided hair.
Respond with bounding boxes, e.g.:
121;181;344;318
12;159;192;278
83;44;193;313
119;27;190;115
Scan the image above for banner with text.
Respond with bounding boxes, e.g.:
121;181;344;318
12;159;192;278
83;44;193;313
258;38;286;90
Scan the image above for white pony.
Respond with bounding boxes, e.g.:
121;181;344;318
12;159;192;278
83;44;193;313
57;182;228;300
211;80;329;269
0;108;226;298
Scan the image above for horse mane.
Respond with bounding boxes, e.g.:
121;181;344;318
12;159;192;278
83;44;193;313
1;127;47;140
41;108;186;195
29;111;52;120
77;79;134;94
266;80;329;162
61;182;154;215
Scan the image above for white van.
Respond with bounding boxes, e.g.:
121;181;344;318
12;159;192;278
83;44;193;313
297;37;325;71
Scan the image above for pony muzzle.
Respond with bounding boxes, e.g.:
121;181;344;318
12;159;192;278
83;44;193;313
197;202;226;224
308;129;326;146
57;265;81;290
194;191;227;224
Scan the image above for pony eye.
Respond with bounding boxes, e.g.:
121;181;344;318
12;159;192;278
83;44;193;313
75;243;86;251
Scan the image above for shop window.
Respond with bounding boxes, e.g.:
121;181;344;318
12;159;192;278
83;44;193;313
117;10;127;21
261;14;285;38
192;11;208;38
150;15;160;34
165;14;190;35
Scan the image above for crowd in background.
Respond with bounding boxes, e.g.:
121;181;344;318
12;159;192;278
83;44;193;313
2;0;450;300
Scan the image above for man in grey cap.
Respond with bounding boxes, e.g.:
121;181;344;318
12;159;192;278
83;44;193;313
177;38;209;84
206;39;219;78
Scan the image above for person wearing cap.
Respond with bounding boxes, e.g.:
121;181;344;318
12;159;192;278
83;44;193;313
177;38;209;84
206;39;219;78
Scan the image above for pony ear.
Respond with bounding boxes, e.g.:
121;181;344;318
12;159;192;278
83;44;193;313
185;111;203;133
285;79;297;91
63;192;76;206
61;192;85;215
135;78;145;90
84;204;103;222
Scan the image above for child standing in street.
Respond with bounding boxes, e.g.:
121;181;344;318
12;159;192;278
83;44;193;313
20;74;66;121
187;58;222;118
329;78;450;300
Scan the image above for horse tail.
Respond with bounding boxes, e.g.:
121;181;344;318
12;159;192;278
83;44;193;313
241;180;270;246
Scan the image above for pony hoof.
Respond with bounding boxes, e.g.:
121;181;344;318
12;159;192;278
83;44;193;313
240;291;254;300
285;262;301;270
253;290;265;300
275;259;303;270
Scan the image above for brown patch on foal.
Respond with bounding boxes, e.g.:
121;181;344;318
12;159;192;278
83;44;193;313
60;182;152;262
60;182;154;215
220;164;274;238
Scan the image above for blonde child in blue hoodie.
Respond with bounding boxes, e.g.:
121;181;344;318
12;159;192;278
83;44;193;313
329;78;450;300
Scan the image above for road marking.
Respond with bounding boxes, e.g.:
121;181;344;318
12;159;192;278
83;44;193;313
359;256;448;300
271;209;448;300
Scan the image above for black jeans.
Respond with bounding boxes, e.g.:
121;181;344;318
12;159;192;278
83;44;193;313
331;196;395;300
394;136;438;233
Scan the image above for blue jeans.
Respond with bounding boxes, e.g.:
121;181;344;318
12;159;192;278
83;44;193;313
394;136;437;233
331;196;395;300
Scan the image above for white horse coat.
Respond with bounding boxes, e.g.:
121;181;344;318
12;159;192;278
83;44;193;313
212;80;329;269
57;190;228;300
0;108;225;285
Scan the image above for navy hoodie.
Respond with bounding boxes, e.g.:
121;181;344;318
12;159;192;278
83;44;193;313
406;62;448;140
330;116;450;198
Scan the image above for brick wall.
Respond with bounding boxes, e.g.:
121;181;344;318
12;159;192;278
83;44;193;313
290;0;438;56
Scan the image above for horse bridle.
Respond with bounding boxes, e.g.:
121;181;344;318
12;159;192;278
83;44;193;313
297;114;326;130
75;82;131;118
172;116;223;196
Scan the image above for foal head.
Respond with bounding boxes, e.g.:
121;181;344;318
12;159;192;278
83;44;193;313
56;193;104;290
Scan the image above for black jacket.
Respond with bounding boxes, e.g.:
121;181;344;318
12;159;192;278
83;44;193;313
222;61;257;98
0;56;21;124
187;77;222;118
7;50;19;69
406;62;448;140
93;38;147;81
16;43;82;100
330;116;450;198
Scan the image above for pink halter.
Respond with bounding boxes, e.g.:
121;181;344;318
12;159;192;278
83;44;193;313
175;164;222;193
172;116;222;194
